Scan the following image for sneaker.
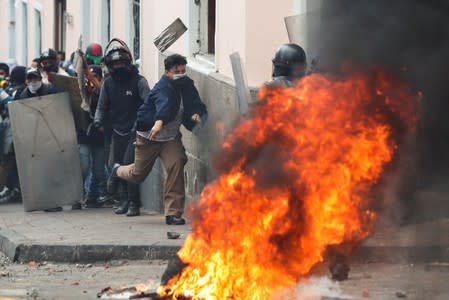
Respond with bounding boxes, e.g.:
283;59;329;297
0;187;9;197
114;200;129;214
84;198;103;208
107;163;121;195
165;215;186;225
97;194;114;207
0;188;21;203
0;190;11;204
126;202;140;217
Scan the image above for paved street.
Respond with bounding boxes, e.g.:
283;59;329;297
0;203;448;299
1;250;449;300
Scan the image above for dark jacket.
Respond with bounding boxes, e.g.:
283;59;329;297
18;83;57;99
78;92;105;146
136;75;207;132
94;66;150;134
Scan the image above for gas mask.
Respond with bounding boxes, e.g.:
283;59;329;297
28;81;42;94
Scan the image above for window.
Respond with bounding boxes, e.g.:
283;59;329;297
81;0;91;44
55;0;66;53
21;1;28;65
132;0;141;60
207;0;216;54
100;0;111;46
107;0;111;42
8;0;16;58
34;9;42;58
191;0;216;55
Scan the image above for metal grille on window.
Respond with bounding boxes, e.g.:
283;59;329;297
132;0;140;60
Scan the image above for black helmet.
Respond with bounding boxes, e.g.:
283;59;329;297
40;48;58;61
272;43;307;78
104;48;132;68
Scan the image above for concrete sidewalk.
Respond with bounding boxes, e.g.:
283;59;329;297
0;203;188;263
0;203;448;263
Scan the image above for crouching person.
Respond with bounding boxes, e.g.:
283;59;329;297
107;54;207;225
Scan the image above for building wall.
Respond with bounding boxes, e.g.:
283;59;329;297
1;0;317;81
0;0;319;211
0;0;8;60
140;0;188;85
65;0;82;56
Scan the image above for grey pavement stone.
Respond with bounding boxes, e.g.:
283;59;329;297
0;203;188;263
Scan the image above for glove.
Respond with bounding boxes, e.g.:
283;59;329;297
91;122;104;135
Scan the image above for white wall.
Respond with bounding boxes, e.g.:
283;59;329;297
1;0;316;85
0;0;9;61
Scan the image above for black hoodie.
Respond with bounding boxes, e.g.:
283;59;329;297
94;65;150;135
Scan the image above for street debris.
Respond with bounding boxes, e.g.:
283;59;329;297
395;290;407;298
27;261;38;268
362;290;370;297
160;255;188;285
167;231;181;239
330;262;350;281
97;286;138;299
75;263;93;268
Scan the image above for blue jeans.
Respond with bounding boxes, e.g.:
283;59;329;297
79;144;107;198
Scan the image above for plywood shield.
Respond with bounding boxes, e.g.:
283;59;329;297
8;93;83;211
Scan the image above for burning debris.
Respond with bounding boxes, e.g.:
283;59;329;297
154;67;419;299
104;67;417;300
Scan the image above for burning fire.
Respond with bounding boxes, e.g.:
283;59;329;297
159;67;419;299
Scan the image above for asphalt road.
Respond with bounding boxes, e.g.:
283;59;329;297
1;252;449;300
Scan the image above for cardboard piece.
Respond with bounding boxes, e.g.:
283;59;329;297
230;52;250;116
50;73;90;130
154;18;188;53
8;93;83;211
284;12;322;64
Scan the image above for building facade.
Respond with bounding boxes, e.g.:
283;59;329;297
0;0;321;211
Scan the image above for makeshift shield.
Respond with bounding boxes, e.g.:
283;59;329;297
8;93;83;211
230;52;250;117
51;73;90;131
284;11;322;71
73;34;90;112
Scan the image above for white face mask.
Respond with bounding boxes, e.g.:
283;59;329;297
28;81;42;93
0;75;5;80
172;73;187;80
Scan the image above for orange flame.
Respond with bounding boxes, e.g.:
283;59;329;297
159;67;419;299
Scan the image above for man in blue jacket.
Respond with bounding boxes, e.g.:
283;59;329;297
107;54;207;225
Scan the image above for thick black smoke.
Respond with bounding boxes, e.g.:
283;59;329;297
318;0;449;223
